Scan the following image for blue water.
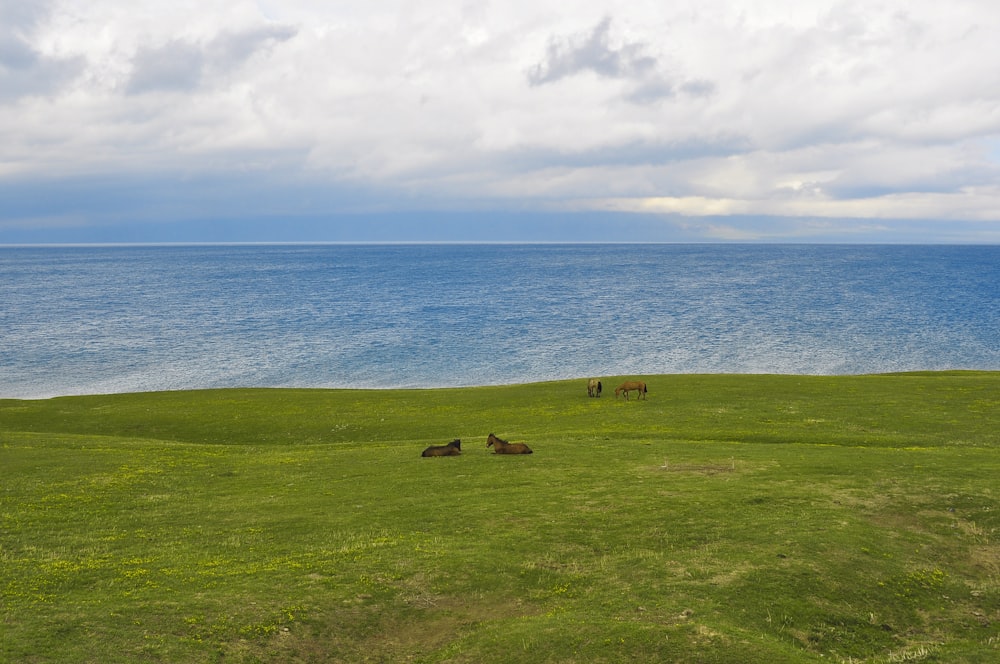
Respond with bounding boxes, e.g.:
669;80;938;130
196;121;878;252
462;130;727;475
1;244;998;399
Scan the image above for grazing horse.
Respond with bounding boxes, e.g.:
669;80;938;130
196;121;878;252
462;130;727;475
587;378;603;398
421;439;462;457
487;433;533;455
615;380;647;401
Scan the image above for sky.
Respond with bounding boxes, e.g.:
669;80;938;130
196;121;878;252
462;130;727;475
2;0;1000;243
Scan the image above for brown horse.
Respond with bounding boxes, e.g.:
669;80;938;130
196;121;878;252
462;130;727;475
487;433;533;454
421;439;462;457
615;380;647;400
587;378;602;398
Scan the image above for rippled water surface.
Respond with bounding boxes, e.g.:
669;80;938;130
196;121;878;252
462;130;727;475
2;244;997;398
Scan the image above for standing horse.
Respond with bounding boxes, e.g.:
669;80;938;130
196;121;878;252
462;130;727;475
587;378;603;397
486;433;533;454
615;380;647;401
421;439;462;457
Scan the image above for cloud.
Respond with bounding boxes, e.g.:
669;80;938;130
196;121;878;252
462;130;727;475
494;133;752;174
2;1;1000;242
623;77;716;105
0;0;83;101
594;186;1000;223
126;40;205;94
125;25;297;94
526;16;715;106
527;17;657;85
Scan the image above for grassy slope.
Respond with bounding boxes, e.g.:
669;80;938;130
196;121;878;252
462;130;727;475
2;373;999;663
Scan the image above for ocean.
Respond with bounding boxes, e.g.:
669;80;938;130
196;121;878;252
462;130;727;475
1;243;997;399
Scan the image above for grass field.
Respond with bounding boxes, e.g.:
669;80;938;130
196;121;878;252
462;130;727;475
2;373;999;663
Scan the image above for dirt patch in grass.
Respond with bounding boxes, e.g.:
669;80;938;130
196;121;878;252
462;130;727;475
250;594;535;663
968;543;1000;584
365;596;532;661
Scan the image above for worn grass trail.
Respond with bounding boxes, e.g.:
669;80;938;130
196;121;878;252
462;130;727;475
2;373;999;663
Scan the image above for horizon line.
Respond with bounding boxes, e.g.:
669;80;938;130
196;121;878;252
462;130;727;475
3;239;999;248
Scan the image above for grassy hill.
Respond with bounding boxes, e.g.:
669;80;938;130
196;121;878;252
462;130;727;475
2;373;998;662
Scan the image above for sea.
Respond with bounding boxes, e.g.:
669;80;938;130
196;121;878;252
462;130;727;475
1;243;998;400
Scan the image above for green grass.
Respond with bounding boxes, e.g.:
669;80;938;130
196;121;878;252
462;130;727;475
2;373;999;663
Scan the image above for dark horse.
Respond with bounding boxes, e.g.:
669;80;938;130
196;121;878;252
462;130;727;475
487;433;533;454
615;380;647;400
587;378;602;398
421;439;462;457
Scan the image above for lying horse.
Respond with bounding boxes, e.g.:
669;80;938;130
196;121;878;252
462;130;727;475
615;380;647;400
421;439;462;457
587;378;602;398
487;433;533;455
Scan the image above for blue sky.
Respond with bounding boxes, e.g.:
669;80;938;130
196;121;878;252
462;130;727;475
2;0;1000;244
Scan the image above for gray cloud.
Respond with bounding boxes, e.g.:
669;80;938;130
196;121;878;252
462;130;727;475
527;16;715;107
0;34;38;70
527;17;657;86
623;77;675;104
126;40;205;94
0;0;84;101
678;79;715;97
500;132;752;173
622;77;717;105
126;25;297;95
210;26;299;69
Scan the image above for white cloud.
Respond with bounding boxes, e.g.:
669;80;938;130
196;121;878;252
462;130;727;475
2;0;1000;239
